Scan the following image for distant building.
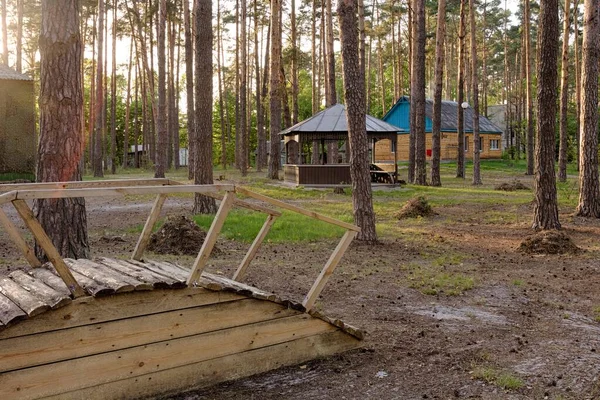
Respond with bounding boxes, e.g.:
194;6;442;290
0;64;36;178
375;96;504;162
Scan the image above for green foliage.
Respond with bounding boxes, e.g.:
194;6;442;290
192;209;345;243
403;262;474;296
471;366;524;391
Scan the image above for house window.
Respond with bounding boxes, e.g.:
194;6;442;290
391;140;396;153
490;139;499;150
479;137;483;152
465;139;469;152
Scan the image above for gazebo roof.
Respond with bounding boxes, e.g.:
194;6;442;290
0;64;33;81
279;104;404;138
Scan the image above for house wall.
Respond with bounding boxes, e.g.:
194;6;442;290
374;132;503;162
0;79;36;176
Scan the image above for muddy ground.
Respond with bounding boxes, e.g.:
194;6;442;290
2;183;600;400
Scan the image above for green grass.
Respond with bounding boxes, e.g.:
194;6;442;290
0;172;35;182
471;366;524;391
593;306;600;322
403;262;474;296
193;209;346;243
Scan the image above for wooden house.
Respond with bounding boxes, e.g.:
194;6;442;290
374;96;503;164
0;65;36;179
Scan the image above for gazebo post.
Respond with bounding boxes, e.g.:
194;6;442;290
321;139;326;165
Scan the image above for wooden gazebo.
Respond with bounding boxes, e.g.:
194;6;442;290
279;104;403;186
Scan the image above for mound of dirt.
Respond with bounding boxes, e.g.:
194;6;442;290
394;196;436;219
494;180;530;191
518;231;580;255
148;215;219;256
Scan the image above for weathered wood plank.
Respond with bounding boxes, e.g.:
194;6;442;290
303;230;357;311
0;288;243;340
0;314;335;399
96;258;185;289
233;214;277;281
187;191;235;285
28;266;73;297
0;191;17;206
128;259;189;283
235;186;361;232
68;269;115;297
201;272;276;301
0;277;49;317
0;207;41;268
11;200;85;298
132;193;167;261
43;330;359;400
0;178;171;192
9;270;71;309
0;292;27;325
13;184;235;201
0;298;298;373
64;259;150;292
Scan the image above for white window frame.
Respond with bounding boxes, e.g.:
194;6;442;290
490;139;499;150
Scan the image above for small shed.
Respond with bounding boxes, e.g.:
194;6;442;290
279;104;403;186
0;64;36;179
376;96;503;162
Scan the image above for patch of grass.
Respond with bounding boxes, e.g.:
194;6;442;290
512;279;525;287
593;306;600;322
0;172;35;182
193;209;346;243
432;254;464;267
403;263;474;296
471;366;524;390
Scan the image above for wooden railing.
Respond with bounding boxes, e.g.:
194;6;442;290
0;179;360;311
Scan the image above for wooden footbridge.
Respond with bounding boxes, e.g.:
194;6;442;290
0;179;363;399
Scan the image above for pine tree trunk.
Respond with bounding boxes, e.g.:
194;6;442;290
413;0;426;185
558;0;571;182
574;0;581;171
456;0;466;178
240;0;248;176
217;0;228;170
154;0;167;178
93;0;105;177
123;41;133;169
16;0;23;72
194;0;217;214
258;21;270;170
291;0;299;125
110;0;117;174
338;0;377;244
431;0;445;187
36;0;89;260
268;0;282;179
470;0;481;185
184;0;195;178
408;0;415;183
1;0;7;65
575;0;600;217
532;0;560;229
524;0;534;175
312;0;318;114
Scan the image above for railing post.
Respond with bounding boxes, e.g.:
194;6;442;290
187;191;235;285
12;200;86;298
232;214;277;281
302;230;357;311
132;194;168;261
0;207;42;268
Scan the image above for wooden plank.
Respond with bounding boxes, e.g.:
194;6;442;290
201;272;275;300
68;269;115;297
303;230;357;311
201;191;282;217
0;208;41;267
0;292;27;325
9;270;71;309
0;179;172;192
64;259;147;292
0;298;298;373
232;215;277;281
0;191;17;206
0;288;244;340
0;277;50;317
28;266;74;297
128;259;189;283
132;193;167;261
13;184;235;201
44;330;359;400
11;200;85;298
187;191;235;285
0;314;336;399
95;258;185;289
235;187;361;232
